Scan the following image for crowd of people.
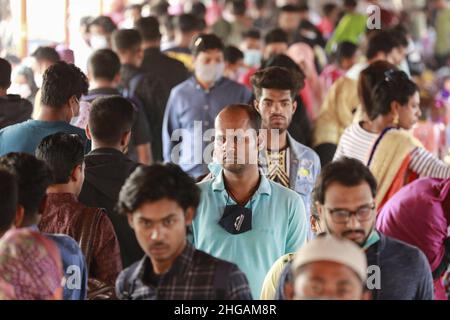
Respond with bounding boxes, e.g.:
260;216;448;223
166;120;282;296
0;0;449;300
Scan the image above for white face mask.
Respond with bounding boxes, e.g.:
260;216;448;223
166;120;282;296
244;49;262;67
90;35;109;50
195;61;225;84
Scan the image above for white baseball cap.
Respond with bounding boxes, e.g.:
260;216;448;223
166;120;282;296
292;234;367;282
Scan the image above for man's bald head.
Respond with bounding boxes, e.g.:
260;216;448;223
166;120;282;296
215;104;261;131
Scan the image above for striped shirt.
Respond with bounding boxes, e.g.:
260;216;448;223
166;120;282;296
334;122;450;179
333;122;378;163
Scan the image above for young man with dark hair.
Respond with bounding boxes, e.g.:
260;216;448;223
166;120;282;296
0;61;89;156
36;133;122;286
164;13;203;69
31;46;61;88
112;28;169;162
240;29;263;68
277;5;302;42
135;16;189;93
263;28;289;61
0;58;32;129
251;66;320;230
116;163;252;299
162;34;252;178
0;152;88;300
88;15;117;50
78;96;143;267
223;46;245;81
80;48;152;165
275;157;434;300
193;104;308;298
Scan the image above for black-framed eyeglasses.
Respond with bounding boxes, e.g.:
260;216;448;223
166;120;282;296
325;203;375;224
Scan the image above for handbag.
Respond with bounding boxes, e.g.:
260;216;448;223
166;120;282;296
78;208;116;300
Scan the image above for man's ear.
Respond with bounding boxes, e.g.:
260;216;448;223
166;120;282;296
121;131;132;151
71;164;83;182
185;207;195;226
127;213;135;229
253;99;260;113
14;204;25;228
292;99;298;114
113;73;121;85
284;281;294;300
362;289;372;300
85;124;92;141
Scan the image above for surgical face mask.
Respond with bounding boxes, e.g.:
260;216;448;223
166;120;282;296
244;49;262;67
34;73;43;88
195;61;225;84
90;35;109;50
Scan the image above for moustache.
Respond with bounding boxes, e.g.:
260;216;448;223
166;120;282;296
342;229;365;237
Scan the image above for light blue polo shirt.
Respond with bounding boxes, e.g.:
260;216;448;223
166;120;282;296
192;170;308;298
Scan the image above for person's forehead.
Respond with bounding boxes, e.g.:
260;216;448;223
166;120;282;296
134;198;184;219
197;49;223;58
299;261;361;283
215;112;252;133
324;182;373;207
260;88;292;100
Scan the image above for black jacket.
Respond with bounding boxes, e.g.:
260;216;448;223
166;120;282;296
78;148;143;267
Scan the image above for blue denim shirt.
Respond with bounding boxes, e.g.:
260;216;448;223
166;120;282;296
162;76;252;178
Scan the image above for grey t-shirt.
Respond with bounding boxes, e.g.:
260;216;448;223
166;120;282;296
276;233;435;300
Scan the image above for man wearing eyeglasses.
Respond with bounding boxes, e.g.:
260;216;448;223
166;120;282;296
273;157;434;300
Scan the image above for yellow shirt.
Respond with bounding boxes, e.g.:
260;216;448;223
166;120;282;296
260;253;295;300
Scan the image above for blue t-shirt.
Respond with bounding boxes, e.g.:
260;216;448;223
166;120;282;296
0;120;89;156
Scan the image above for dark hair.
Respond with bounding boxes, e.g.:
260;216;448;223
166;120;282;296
243;29;261;40
35;133;85;184
88;49;121;81
230;0;247;16
323;3;338;16
359;62;418;120
112;29;142;53
0;153;53;218
389;25;409;48
175;13;201;33
255;0;266;10
264;28;288;45
126;3;142;12
0;58;12;88
219;104;262;131
0;169;18;232
314;157;377;204
40;61;88;108
89;15;117;34
118;163;201;215
336;41;358;63
135;16;161;41
251;65;304;100
280;4;301;13
152;1;170;16
31;46;61;64
224;46;244;64
344;0;357;8
190;2;206;18
191;33;224;57
88;96;135;145
80;16;94;28
366;30;399;60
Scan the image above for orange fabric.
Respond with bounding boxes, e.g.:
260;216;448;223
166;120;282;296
377;154;418;212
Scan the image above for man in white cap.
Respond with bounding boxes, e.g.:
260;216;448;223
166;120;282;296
291;234;369;300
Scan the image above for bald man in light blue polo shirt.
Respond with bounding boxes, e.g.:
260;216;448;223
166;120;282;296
192;104;308;298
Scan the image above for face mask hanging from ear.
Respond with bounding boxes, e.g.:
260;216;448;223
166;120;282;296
218;194;253;235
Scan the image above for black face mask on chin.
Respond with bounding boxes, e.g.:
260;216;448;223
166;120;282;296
218;204;252;235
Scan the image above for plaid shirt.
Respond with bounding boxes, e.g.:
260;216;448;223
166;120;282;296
115;243;252;300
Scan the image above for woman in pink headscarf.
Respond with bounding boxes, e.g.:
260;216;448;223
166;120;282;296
287;43;323;120
0;229;63;300
377;178;450;300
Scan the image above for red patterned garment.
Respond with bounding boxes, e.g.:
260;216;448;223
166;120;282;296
0;229;63;300
38;193;122;285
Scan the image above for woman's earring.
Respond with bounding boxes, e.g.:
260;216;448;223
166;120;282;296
393;114;399;126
